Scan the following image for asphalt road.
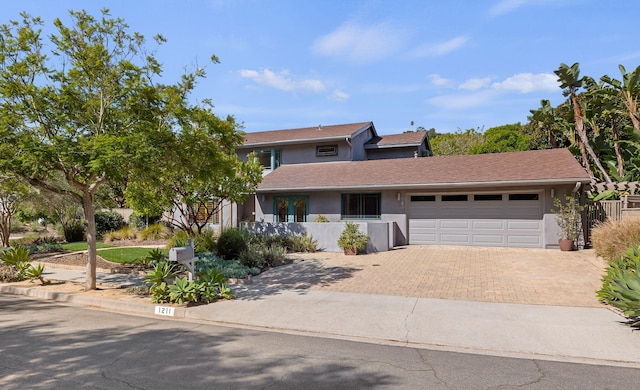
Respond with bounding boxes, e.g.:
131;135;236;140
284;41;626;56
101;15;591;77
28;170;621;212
1;294;639;389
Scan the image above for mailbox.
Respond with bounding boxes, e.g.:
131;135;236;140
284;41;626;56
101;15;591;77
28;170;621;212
169;246;194;262
168;238;198;281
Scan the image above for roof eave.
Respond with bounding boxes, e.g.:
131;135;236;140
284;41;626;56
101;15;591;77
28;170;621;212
256;177;591;193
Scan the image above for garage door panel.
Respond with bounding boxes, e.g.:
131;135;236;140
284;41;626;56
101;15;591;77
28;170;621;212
472;234;505;244
507;220;541;230
440;234;471;244
472;220;505;230
507;235;541;245
440;220;470;229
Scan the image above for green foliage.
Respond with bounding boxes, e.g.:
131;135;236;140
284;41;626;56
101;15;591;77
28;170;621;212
430;128;483;156
552;194;583;241
194;228;217;253
139;223;171;241
597;246;640;328
168;277;199;304
103;226;139;242
592;218;640;261
468;123;530;154
217;228;249;260
129;212;162;230
99;247;163;264
94;211;126;239
0;247;46;284
61;221;86;243
314;214;329;222
166;230;190;248
145;261;178;303
141;248;167;266
287;234;319;253
337;222;368;252
197;253;260;279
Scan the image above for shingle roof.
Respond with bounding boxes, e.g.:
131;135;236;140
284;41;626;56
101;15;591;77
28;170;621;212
257;149;590;192
365;131;426;148
242;122;373;147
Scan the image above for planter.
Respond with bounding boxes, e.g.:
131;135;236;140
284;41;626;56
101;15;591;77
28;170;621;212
558;239;575;251
343;247;358;256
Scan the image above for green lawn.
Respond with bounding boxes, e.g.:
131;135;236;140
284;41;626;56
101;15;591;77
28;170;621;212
97;247;167;264
61;242;115;251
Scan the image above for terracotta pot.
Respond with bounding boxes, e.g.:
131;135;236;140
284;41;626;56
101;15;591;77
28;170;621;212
558;239;575;251
343;247;358;255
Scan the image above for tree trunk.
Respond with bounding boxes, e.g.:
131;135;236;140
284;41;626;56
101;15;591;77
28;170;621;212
82;191;97;290
624;97;640;134
571;91;612;183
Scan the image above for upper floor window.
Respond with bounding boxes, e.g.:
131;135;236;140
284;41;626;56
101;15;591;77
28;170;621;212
255;149;281;170
316;144;338;157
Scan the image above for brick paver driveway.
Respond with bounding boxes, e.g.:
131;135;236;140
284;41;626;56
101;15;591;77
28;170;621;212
254;245;608;307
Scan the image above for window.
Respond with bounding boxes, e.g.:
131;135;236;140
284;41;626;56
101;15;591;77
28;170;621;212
316;144;338;157
509;193;539;201
254;149;281;170
274;196;308;223
341;193;381;219
442;195;468;202
474;194;502;201
411;195;435;202
195;201;220;224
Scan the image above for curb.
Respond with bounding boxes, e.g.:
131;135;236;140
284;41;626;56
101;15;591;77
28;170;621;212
0;285;186;319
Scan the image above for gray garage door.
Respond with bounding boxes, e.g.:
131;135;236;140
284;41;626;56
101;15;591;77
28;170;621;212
408;193;543;248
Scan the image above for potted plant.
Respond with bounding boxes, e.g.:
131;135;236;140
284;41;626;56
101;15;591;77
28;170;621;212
337;222;368;255
553;194;584;251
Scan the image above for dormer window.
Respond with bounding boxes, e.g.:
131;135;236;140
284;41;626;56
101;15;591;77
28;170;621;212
255;149;281;170
316;144;338;157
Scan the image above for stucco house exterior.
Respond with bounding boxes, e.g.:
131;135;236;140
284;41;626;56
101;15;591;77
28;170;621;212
234;121;591;252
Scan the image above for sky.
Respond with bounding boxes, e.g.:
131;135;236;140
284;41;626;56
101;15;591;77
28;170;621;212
3;0;639;135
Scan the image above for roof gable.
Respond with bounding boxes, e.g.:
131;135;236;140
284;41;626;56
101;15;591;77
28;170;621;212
257;149;590;191
242;122;374;147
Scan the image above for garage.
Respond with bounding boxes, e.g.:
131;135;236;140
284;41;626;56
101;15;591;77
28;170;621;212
408;192;543;248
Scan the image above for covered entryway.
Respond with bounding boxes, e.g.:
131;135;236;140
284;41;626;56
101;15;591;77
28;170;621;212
408;192;543;248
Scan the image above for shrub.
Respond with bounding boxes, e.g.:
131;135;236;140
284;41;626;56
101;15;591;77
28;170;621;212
314;214;329;222
140;223;171;241
59;220;86;243
194;228;217;253
217;228;249;260
166;230;190;248
104;225;139;242
129;213;162;230
597;246;640;328
0;247;47;284
197;253;260;279
337;222;368;253
94;211;126;239
288;234;319;253
592;218;640;261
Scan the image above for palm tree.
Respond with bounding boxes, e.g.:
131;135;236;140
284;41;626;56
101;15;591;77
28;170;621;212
554;63;611;183
600;65;640;135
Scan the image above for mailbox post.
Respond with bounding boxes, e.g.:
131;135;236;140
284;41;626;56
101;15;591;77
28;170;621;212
168;238;198;281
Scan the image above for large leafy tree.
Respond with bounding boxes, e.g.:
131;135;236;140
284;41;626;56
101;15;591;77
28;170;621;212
125;110;263;235
468;123;529;154
430;128;483;156
0;10;226;289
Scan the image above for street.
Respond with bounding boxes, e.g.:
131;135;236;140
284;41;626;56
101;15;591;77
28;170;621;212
1;294;639;389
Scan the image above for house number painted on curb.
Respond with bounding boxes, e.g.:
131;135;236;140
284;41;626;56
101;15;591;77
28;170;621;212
154;306;175;316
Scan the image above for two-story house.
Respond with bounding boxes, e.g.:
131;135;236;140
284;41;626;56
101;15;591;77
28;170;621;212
234;121;590;252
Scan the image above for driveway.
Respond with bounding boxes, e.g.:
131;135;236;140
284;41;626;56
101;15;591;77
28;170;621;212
254;245;607;307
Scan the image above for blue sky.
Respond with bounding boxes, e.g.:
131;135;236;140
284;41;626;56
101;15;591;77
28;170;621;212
3;1;639;135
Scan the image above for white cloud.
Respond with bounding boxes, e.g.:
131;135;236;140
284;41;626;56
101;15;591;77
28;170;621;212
239;69;326;93
459;77;492;91
428;74;453;87
410;35;469;58
312;21;406;63
328;89;350;102
491;73;558;93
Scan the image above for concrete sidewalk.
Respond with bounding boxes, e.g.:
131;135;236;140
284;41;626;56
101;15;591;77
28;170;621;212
1;263;638;369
